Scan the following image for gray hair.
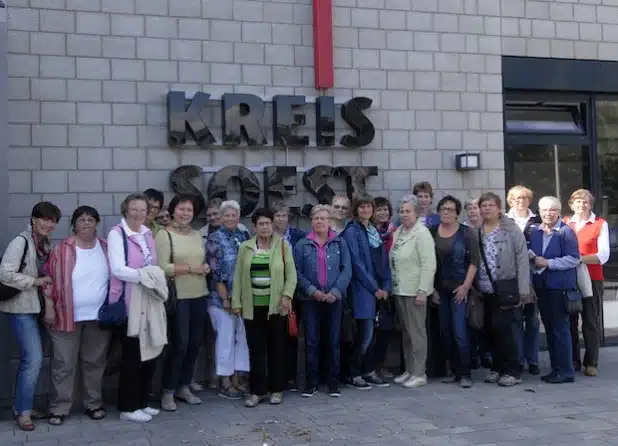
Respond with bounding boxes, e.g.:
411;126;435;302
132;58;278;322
220;200;241;215
399;194;419;213
120;192;149;217
464;198;479;210
538;196;562;212
310;204;332;219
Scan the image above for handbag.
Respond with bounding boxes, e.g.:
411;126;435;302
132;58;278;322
565;289;583;315
98;228;128;330
478;228;520;308
280;240;298;335
164;230;178;316
467;288;484;329
375;298;395;330
0;236;28;302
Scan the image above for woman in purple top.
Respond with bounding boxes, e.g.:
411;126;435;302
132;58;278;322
294;205;352;398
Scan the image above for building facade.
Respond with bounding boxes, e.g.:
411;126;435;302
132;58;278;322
3;0;618;401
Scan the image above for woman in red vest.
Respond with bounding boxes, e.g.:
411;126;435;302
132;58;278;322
565;189;610;377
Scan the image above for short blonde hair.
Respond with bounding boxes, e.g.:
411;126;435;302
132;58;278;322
311;204;332;219
568;189;595;208
538;196;562;212
507;185;533;208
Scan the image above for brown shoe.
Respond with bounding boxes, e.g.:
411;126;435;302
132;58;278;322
584;366;597;377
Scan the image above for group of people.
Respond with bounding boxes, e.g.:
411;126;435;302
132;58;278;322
0;181;608;431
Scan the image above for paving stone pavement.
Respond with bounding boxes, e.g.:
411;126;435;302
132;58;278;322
3;347;618;446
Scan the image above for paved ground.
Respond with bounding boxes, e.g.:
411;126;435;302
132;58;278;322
3;348;618;446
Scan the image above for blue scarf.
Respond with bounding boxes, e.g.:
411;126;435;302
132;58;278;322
366;224;383;249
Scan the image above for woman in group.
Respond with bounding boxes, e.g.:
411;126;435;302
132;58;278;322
108;193;165;422
231;208;297;407
506;185;541;376
372;196;400;379
156;195;210;411
389;195;436;388
271;201;306;391
206;200;251;399
294;205;352;398
477;192;530;387
464;199;490;369
530;196;580;383
565;189;610;377
43;206;110;425
342;195;391;390
0;202;60;431
431;196;479;388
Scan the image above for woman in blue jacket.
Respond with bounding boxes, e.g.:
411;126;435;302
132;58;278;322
529;196;580;384
294;205;352;398
342;194;392;390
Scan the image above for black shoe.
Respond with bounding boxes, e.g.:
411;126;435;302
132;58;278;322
541;371;556;382
301;386;318;398
347;377;372;390
288;380;299;392
363;372;390;388
328;383;341;398
528;364;540;375
546;374;575;384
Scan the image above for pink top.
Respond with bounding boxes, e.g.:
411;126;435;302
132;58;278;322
307;230;336;288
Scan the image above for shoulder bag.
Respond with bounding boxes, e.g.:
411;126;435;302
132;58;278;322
0;236;29;302
478;227;520;308
164;230;178;317
98;228;129;330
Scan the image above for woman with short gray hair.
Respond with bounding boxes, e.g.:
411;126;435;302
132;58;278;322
206;200;251;399
390;195;436;388
529;196;580;384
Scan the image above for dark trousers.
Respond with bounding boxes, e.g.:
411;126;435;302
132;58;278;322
245;306;287;395
538;289;574;377
484;294;522;378
303;299;343;387
117;335;157;412
162;297;207;391
349;318;374;378
570;279;602;368
438;291;470;378
286;299;302;384
469;327;491;362
426;303;446;378
516;302;540;367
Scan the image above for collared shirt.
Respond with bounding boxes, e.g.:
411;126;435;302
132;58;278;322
566;212;611;265
537;220;580;271
107;218;153;283
506;208;535;232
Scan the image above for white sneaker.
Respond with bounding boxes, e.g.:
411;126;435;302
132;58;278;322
394;372;411;384
403;375;427;388
120;410;152;422
142;407;160;416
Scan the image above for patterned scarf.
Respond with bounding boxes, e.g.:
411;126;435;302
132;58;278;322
376;222;395;244
366;224;383;249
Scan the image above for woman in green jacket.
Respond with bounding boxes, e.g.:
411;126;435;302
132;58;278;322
390;195;437;389
231;208;297;407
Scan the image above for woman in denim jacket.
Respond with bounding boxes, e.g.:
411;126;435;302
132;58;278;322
294;205;352;398
342;194;392;390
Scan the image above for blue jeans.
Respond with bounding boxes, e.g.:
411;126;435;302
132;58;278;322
302;299;343;387
516;302;540;367
438;291;470;377
7;314;43;414
350;318;374;378
163;297;207;390
537;289;574;378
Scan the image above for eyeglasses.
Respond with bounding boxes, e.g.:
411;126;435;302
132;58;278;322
439;207;457;214
76;217;97;224
333;205;349;210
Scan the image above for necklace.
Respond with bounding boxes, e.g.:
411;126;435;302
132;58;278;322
170;221;191;235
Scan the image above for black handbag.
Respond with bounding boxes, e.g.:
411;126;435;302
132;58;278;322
0;236;28;302
164;230;178;316
565;290;583;315
375;298;394;331
478;228;520;308
98;228;128;330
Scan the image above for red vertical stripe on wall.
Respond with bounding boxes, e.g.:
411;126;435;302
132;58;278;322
313;0;334;89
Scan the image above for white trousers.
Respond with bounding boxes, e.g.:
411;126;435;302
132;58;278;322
207;306;250;376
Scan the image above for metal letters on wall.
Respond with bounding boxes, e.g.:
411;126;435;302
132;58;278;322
170;164;379;218
167;92;375;149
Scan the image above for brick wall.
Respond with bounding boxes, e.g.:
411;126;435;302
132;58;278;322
6;0;618;239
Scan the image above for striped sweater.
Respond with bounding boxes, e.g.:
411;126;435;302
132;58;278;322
250;249;272;306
